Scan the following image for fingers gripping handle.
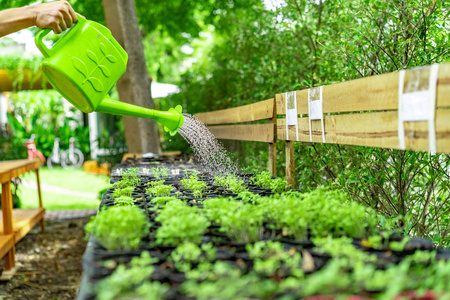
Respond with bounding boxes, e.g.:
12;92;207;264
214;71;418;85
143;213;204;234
35;13;86;58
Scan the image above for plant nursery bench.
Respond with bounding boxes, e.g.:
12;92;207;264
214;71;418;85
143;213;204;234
0;158;45;280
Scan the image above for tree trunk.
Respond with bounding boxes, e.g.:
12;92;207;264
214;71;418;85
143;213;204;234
102;0;161;154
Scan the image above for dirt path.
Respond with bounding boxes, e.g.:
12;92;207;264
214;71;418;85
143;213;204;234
0;216;91;300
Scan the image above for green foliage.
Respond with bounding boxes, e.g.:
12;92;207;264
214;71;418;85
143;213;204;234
85;206;149;250
214;174;248;194
181;174;208;198
155;201;210;245
259;188;379;240
169;242;216;272
5;91;90;159
114;195;134;207
0;54;45;90
150;196;179;205
204;198;264;243
251;171;290;193
246;241;303;278
96;251;168;300
111;186;134;199
146;184;172;197
181;261;279;300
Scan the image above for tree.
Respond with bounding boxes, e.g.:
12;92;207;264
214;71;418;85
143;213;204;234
102;0;160;154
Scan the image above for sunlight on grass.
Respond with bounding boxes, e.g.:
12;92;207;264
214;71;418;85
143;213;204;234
22;167;111;192
20;186;100;210
19;167;112;210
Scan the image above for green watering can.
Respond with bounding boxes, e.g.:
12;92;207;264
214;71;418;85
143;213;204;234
35;15;184;135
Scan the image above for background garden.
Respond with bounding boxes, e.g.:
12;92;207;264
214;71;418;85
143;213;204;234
1;0;450;246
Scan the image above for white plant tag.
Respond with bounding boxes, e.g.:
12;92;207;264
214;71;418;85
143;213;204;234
401;90;430;121
286;108;297;125
285;91;298;140
309;100;323;120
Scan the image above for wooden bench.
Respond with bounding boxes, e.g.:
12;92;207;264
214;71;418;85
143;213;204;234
0;158;45;279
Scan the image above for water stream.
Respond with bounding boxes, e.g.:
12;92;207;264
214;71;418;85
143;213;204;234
178;113;238;174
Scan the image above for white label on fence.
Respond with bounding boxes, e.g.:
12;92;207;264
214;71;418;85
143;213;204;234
286;108;297;125
401;90;430;121
309;100;323;120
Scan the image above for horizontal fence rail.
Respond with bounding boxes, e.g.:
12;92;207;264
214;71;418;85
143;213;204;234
194;98;277;175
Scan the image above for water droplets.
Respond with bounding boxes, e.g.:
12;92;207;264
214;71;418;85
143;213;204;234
178;114;238;174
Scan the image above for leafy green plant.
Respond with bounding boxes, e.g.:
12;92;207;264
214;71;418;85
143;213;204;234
169;242;216;272
85;206;149;250
114;195;134;206
181;174;207;198
160;168;169;178
181;261;279;300
146;184;172;197
204;198;264;243
155;201;210;245
251;171;290;193
151;167;161;180
246;241;303;278
150;196;179;205
262;188;379;240
111;186;134;199
96;251;168;300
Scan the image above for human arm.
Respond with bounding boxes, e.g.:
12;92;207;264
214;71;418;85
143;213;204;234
0;1;77;38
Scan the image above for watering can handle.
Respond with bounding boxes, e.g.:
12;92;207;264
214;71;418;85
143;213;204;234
35;13;86;58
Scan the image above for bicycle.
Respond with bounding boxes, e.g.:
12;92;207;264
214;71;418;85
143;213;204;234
47;137;84;169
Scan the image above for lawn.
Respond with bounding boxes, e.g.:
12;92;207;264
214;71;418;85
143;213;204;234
19;167;111;210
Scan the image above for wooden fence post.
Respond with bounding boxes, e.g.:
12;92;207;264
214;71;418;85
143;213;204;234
268;97;277;176
285;141;295;188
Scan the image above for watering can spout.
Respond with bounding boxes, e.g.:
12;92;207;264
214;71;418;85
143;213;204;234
97;97;184;136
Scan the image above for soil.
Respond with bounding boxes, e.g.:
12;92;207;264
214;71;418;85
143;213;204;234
0;216;90;300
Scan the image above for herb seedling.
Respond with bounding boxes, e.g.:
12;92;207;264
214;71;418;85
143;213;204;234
85;206;149;250
155;201;210;245
146;184;172;197
111;186;134;199
96;251;168;300
114;195;134;206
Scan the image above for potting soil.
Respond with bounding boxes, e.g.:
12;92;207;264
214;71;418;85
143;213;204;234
77;156;450;300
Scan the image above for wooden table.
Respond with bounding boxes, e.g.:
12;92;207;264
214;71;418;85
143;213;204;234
0;159;45;279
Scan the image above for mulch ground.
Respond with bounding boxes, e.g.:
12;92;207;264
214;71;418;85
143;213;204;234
0;216;91;300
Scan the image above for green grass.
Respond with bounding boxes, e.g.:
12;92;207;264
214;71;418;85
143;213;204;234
19;167;111;211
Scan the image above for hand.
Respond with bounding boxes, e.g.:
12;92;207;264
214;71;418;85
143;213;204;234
32;1;77;34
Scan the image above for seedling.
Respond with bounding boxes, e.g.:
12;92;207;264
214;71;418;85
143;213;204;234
160;168;169;178
146;184;172;197
114;167;141;189
246;241;303;278
85;206;149;250
251;171;290;193
114;195;134;206
169;242;216;272
204;198;263;243
151;167;161;180
96;251;168;300
155;201;210;245
181;174;207;198
150;196;179;205
111;186;134;199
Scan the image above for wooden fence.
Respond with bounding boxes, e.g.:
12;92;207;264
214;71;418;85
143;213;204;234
194;98;277;176
194;63;450;186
